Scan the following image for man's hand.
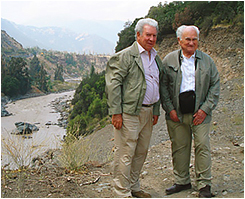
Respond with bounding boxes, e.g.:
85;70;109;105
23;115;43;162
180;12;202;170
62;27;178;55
169;110;180;122
153;115;159;125
112;114;123;130
193;109;207;125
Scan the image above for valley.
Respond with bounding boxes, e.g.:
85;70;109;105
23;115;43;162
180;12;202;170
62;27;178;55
1;25;244;198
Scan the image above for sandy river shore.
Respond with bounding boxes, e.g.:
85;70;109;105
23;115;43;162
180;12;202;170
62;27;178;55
1;91;75;169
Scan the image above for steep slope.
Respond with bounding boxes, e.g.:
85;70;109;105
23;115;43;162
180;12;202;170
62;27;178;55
1;30;31;58
1;30;23;50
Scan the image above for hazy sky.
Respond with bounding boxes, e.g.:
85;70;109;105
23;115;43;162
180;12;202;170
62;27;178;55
1;0;163;27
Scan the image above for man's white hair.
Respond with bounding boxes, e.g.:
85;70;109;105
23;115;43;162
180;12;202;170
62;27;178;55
135;18;158;39
176;25;200;40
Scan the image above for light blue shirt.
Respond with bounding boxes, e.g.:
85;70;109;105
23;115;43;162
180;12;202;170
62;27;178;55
137;42;160;105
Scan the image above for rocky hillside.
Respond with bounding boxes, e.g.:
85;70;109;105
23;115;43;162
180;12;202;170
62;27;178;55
1;30;31;58
1;30;23;50
1;26;244;198
1;30;109;81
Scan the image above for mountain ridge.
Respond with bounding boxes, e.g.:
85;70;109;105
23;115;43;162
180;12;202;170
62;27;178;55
1;18;122;54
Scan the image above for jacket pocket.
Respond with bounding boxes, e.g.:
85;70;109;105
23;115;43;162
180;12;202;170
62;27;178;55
167;65;178;86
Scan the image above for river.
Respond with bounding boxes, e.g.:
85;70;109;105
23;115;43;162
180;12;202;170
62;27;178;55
1;90;75;169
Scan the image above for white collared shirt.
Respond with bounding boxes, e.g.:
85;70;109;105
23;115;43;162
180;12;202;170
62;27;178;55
137;42;160;105
180;53;195;93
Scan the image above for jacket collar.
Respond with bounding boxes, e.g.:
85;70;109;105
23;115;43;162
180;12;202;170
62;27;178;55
129;41;157;57
179;49;201;60
129;41;160;73
129;41;141;57
128;42;144;72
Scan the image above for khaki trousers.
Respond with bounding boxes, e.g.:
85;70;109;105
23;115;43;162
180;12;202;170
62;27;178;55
166;113;212;190
113;107;153;197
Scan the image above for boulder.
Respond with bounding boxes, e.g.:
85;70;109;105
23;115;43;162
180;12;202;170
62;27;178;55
12;122;39;135
1;106;12;117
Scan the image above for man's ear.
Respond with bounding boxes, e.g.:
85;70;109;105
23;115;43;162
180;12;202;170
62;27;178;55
137;31;141;38
177;37;181;45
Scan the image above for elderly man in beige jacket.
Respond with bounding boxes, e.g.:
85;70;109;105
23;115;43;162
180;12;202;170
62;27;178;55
105;18;163;198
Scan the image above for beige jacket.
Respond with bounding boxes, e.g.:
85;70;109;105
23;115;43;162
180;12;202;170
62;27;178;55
105;41;163;116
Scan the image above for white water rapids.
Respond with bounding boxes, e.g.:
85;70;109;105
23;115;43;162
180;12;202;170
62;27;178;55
1;90;75;169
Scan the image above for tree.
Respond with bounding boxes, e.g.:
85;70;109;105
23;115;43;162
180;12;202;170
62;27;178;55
147;2;182;39
37;64;48;92
29;55;41;81
65;53;76;66
115;19;140;52
54;64;64;82
68;71;108;138
1;58;7;79
90;64;95;78
115;1;244;47
1;75;20;97
1;57;31;97
18;67;31;95
87;97;103;118
172;7;194;30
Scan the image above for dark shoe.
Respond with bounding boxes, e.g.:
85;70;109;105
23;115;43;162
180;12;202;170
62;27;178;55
199;185;212;198
165;183;192;195
132;190;151;198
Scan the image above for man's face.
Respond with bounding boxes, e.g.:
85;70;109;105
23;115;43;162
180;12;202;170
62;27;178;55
178;27;198;57
137;24;157;52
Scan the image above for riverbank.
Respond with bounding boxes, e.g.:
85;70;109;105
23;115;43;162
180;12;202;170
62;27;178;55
1;90;75;170
1;84;76;117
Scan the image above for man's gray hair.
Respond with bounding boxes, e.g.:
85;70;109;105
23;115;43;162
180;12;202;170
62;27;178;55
176;25;200;40
135;18;158;39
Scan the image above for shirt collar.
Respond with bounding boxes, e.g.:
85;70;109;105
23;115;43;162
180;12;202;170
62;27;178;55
181;50;196;59
137;42;157;57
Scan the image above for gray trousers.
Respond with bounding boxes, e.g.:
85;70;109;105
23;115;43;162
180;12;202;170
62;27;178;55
166;113;212;190
113;107;153;197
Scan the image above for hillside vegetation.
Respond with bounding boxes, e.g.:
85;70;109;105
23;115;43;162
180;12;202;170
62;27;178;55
115;1;243;52
1;31;109;97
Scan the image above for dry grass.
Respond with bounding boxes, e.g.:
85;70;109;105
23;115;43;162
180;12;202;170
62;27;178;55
1;131;43;170
1;130;45;197
58;133;113;171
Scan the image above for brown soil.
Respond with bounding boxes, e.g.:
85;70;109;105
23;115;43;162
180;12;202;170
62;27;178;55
1;26;244;198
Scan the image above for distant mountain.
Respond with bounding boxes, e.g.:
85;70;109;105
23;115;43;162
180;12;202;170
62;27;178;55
62;19;125;45
1;30;23;50
1;18;121;54
1;30;31;59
